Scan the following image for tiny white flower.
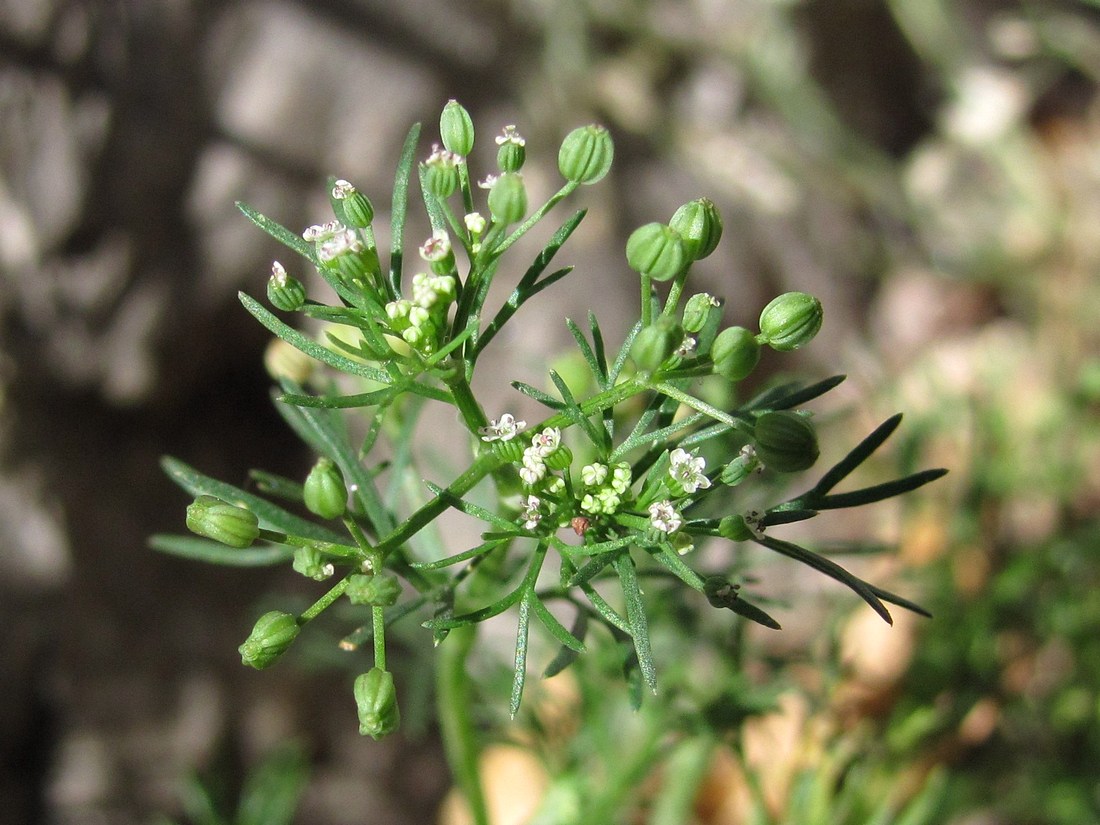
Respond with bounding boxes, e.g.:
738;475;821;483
465;212;486;234
303;219;344;242
331;179;356;199
581;463;608;487
544;476;565;495
519;459;546;487
419;230;451;262
530;427;561;457
743;509;766;539
426;144;463;166
520;495;542;530
669;448;711;494
495;125;526;147
477;174;499;190
675;337;697;357
270;261;288;286
479;413;526;442
648;500;682;534
318;228;363;262
609;463;632;495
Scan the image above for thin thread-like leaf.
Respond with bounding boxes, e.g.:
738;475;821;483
758;535;893;624
566;318;602;385
613;552;658;694
249;470;303;502
149;535;294;567
816;468;948;509
275;381;394;535
652;544;706;591
160;456;343;543
813;414;903;496
579;581;631;634
549;370;608;452
531;597;586;652
761;508;818;527
747;374;846;411
542;607;588;678
423;585;525;630
608;321;642;385
422;482;516;530
511;381;565;409
237;202;318;265
388;122;421;298
510;589;534;717
409;538;509;570
240;293;394;384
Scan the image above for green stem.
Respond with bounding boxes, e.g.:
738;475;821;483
299;576;351;622
437;624;489;825
445;368;489;433
492;181;579;258
648;380;754;434
641;273;653;328
372;605;386;670
660;267;690;318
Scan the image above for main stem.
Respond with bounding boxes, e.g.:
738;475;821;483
437;624;490;825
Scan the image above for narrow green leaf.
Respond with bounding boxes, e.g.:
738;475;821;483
613;552;658;694
761;508;818;527
280;386;401;409
410;538;508;571
423;585;526;630
531;597;586;652
239;293;393;384
511;381;565;409
149;535;294;567
608;321;642;385
813;414;903;496
388;122;422;298
422;482;516;530
747;374;846;411
549;369;608;452
509;589;534;717
579;582;631;634
758;535;893;624
160;456;343;543
274;380;394;534
236;202;318;265
567;553;618;585
817;468;948;509
868;583;932;618
720;592;782;630
477;267;574;355
542;608;588;678
587;311;610;387
652;544;706;591
611;411;708;462
249;470;303;502
566;318;602;384
552;533;636;558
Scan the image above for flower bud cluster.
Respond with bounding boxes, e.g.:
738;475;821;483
579;461;632;515
304;219;381;297
384;245;458;355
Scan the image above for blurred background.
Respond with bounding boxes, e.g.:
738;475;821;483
2;1;1100;823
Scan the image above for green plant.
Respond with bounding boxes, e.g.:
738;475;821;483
151;101;943;823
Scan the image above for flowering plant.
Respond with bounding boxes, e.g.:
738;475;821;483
151;101;943;822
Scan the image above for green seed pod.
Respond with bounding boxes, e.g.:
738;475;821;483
669;198;723;261
422;149;462;199
440;99;475;156
186;495;260;548
682;292;719;334
238;610;300;669
346;572;402;607
488;172;527;225
489;437;526;463
303;457;347;520
753;411;819;472
332;179;375;228
557;124;614;184
497;141;526;173
720;446;760;486
355;667;401;739
292;545;333;581
544;444;573;471
758;292;823;352
267;262;306;312
630;316;684;373
718;515;756;542
626;223;686;282
711;326;761;381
